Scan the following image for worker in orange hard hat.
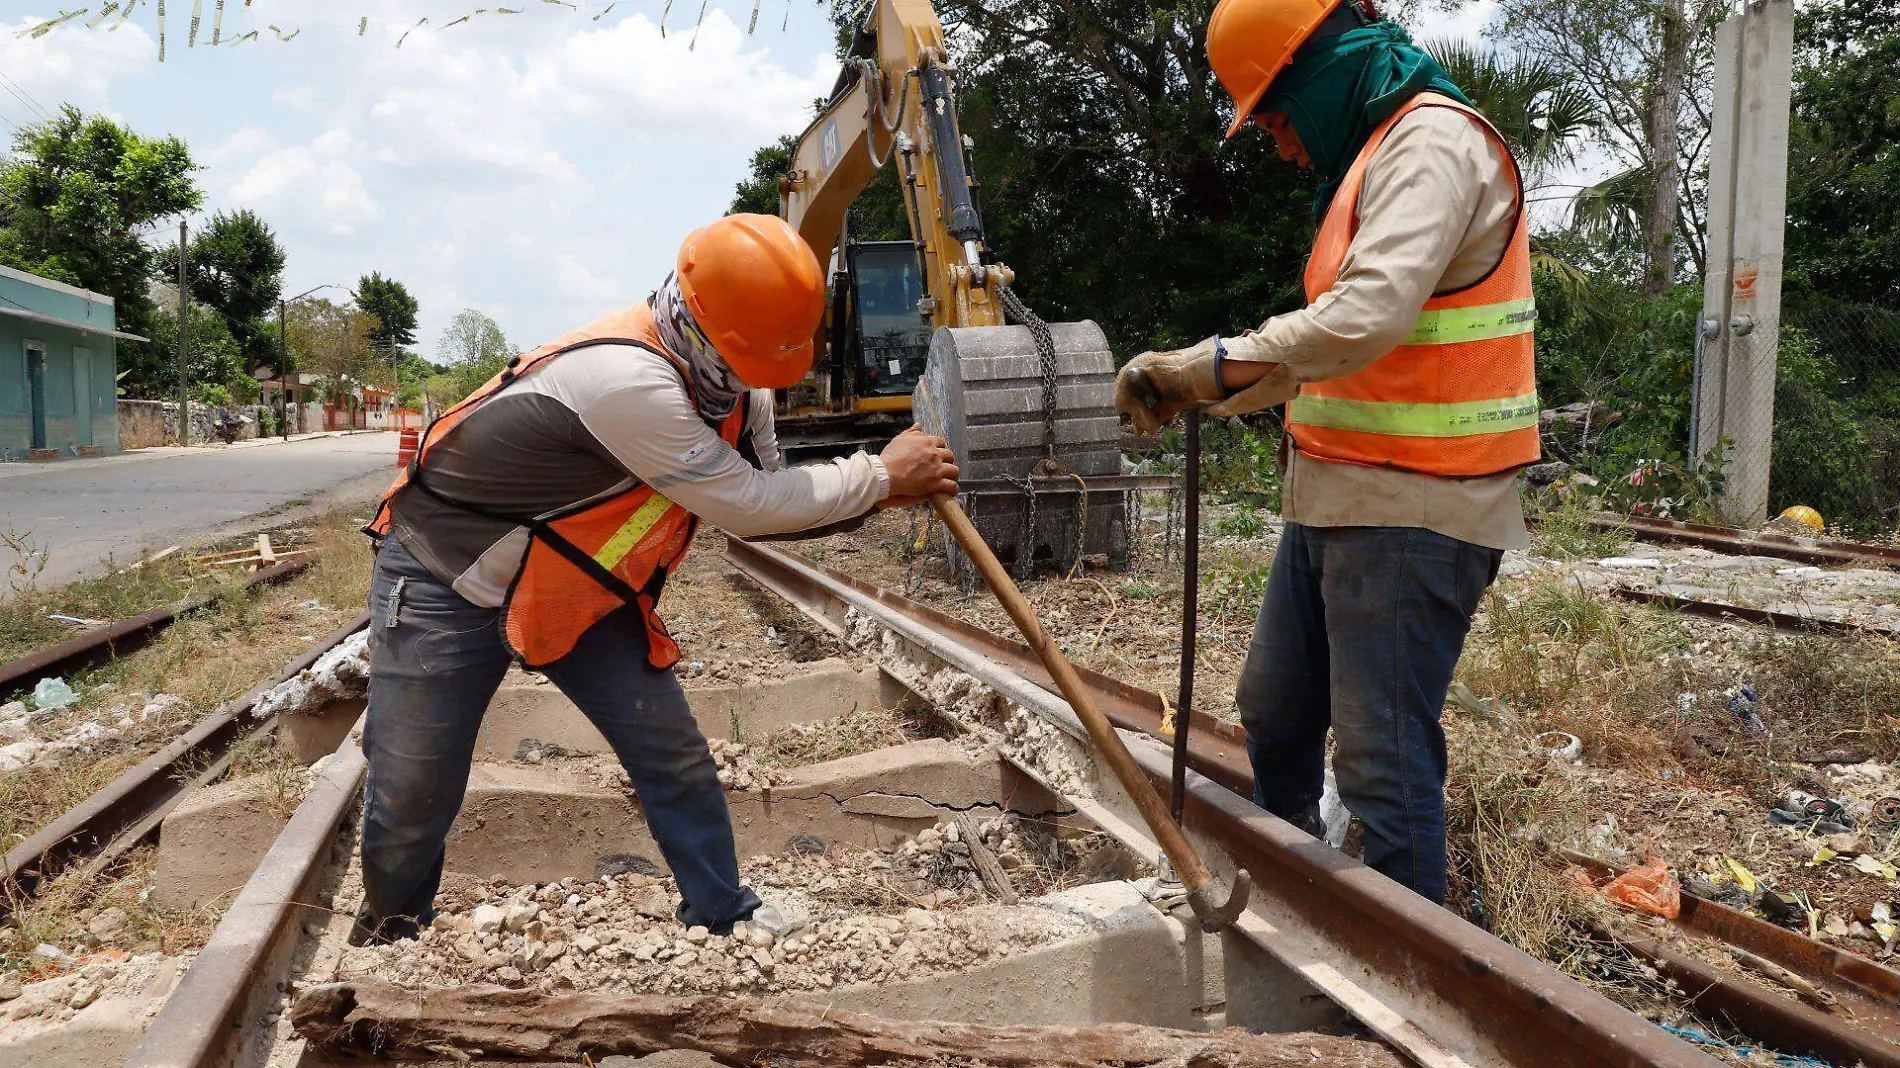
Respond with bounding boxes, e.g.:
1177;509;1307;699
1115;0;1539;907
355;213;959;945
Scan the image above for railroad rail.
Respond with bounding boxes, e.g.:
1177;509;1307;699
1596;512;1900;570
114;538;1900;1068
0;557;313;699
722;537;1716;1068
1;609;369;914
1606;583;1900;639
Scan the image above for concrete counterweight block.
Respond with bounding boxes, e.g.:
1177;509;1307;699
924;321;1128;571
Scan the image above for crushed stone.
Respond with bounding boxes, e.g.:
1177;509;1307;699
2;952;188;1025
253;629;370;718
336;845;1091;998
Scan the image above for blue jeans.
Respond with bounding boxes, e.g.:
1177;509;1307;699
356;537;760;941
1234;523;1500;904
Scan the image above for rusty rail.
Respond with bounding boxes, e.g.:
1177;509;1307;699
1;610;369;912
1606;584;1900;640
1595;513;1900;570
124;711;367;1068
1567;851;1900;1064
724;536;1721;1068
0;557;314;699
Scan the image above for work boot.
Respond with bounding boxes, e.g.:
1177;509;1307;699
349;908;427;947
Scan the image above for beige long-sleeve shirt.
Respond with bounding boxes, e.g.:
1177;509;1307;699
389;343;889;607
1222;96;1531;552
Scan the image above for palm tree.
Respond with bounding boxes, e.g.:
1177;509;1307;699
1424;38;1597;177
1425;38;1611;310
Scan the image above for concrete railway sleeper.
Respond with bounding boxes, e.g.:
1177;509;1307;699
1;608;371;916
18;537;1886;1068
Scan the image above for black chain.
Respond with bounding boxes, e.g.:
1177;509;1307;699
1008;474;1038;582
994;281;1063;476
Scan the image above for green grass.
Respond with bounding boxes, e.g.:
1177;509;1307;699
1528;497;1630;561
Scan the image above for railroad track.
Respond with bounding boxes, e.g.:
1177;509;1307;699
0;609;370;916
1597;512;1900;571
100;534;1900;1068
0;558;314;699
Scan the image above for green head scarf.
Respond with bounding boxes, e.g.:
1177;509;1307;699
1260;20;1473;216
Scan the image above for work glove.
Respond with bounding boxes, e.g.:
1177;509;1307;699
1114;337;1223;436
1115;337;1305;435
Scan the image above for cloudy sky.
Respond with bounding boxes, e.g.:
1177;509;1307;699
0;0;1501;358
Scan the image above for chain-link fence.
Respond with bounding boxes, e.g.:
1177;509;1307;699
1769;300;1900;536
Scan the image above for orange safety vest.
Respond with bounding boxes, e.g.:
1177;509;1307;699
1286;95;1540;478
365;303;747;670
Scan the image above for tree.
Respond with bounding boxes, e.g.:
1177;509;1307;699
1493;0;1727;292
428;309;513;409
730;137;794;216
158;208;286;373
357;271;420;351
286;297;382;403
130;304;246;403
437;308;512;368
0;105;201;349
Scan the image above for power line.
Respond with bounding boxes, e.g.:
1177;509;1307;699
0;72;50;122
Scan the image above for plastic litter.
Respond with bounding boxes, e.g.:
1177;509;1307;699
31;677;78;712
1598;857;1681;919
1768;792;1855;835
1658;1023;1831;1068
1725;683;1768;736
1532;731;1584;765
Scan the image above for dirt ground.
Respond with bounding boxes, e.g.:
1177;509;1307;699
9;479;1899;1064
735;495;1900;1060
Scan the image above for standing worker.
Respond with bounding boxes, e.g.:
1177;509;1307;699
356;214;959;943
1115;0;1537;905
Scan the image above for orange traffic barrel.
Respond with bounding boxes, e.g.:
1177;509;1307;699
396;428;420;468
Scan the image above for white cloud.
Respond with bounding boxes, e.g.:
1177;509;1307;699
222;130;381;237
1409;1;1501;43
0;15;156;122
519;11;834;144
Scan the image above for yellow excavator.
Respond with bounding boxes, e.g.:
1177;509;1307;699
775;0;1134;571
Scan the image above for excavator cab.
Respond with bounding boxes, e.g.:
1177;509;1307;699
845;242;931;402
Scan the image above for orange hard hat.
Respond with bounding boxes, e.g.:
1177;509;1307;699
1207;0;1346;138
676;213;824;390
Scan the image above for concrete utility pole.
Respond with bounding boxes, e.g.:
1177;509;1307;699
1692;0;1795;528
278;299;290;440
176;219;190;447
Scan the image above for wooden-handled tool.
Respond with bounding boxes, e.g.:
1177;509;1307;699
927;490;1250;931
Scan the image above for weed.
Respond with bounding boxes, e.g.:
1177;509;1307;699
1203;549;1272;626
1530;497;1629;560
1444;714;1591;960
1214;506;1267;540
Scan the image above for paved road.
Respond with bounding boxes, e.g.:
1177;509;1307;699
0;434;397;587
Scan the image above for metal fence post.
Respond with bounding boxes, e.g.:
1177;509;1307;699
1694;0;1795;527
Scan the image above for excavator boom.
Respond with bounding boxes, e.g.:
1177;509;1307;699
772;0;1131;575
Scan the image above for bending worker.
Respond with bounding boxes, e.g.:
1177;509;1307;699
1116;0;1537;905
357;214;959;943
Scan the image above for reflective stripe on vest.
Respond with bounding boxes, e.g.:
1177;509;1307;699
1286;94;1541;478
1287;392;1540;437
1404;297;1538;346
594;492;677;571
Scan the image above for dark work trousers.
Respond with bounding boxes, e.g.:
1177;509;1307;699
355;536;760;942
1234;522;1501;904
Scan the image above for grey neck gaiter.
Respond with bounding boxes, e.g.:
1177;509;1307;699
652;275;741;424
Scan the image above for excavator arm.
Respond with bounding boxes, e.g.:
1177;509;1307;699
772;0;1128;580
778;0;1007;337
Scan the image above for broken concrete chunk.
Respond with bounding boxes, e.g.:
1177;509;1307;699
87;906;129;938
470;904;506;935
630;886;673;921
502;901;538;933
